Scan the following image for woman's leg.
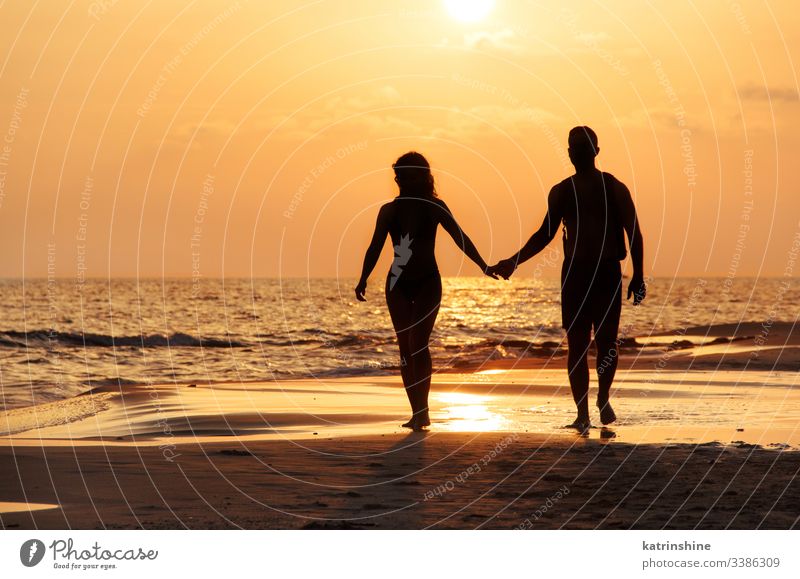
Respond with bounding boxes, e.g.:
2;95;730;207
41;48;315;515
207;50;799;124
406;277;442;425
386;281;417;417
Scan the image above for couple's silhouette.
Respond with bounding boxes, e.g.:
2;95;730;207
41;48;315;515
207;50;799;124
356;127;646;432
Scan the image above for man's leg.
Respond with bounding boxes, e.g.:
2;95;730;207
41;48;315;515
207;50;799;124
562;260;593;430
566;325;592;426
593;263;623;425
595;335;618;425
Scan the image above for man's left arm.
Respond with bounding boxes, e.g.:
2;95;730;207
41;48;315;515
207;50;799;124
617;180;646;304
493;186;562;279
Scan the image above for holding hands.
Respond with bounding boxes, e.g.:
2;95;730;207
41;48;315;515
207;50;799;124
487;258;516;280
488;260;647;307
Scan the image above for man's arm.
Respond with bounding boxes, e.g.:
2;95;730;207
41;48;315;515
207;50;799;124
494;186;562;278
616;180;646;304
355;204;391;301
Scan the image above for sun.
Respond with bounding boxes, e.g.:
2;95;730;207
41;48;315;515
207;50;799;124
444;0;495;23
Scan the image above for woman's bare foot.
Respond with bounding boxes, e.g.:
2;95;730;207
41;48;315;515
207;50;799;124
411;419;427;432
597;399;617;425
402;410;431;430
564;416;591;433
600;427;616;439
401;417;429;432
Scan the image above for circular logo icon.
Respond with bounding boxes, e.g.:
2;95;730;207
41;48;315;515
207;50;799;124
20;539;46;567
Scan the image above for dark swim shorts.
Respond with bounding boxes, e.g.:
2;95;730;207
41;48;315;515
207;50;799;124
560;259;622;340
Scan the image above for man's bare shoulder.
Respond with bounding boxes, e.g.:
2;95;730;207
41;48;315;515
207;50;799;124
549;177;572;197
603;172;632;197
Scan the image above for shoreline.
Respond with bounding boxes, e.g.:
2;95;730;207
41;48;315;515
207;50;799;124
3;366;799;448
3;320;798;413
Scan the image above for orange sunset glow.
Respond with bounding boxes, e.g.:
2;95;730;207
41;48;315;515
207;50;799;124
4;1;800;543
0;1;798;279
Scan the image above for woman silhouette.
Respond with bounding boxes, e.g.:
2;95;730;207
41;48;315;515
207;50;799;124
355;152;497;430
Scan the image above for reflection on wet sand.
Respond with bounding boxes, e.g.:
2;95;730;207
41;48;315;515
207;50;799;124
434;392;509;432
2;369;799;449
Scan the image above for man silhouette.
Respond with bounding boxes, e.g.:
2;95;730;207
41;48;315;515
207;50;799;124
491;126;645;431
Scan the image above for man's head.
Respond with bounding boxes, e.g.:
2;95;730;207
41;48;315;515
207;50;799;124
568;126;599;169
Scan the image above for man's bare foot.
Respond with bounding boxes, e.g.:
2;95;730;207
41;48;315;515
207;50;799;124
401;417;415;428
597;399;617;425
417;409;431;427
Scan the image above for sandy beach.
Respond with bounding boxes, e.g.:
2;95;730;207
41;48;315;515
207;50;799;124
1;322;799;529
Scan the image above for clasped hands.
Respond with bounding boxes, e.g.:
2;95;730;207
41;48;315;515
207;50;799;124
485;259;647;306
484;258;516;280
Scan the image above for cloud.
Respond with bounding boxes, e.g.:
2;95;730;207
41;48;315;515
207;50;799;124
169;87;562;144
622;107;712;135
614;107;662;130
267;99;559;143
431;104;560;139
574;31;611;44
256;85;423;140
463;28;520;53
299;85;420;136
439;28;523;53
738;84;799;103
159;86;412;146
321;86;404;117
165;119;237;147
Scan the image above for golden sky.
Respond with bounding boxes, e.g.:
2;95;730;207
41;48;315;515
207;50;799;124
0;0;798;279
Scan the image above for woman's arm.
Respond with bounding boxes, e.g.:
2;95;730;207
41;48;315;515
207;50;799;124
437;200;496;277
355;204;391;301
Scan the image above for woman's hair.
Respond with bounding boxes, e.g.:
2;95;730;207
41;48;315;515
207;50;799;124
392;151;437;198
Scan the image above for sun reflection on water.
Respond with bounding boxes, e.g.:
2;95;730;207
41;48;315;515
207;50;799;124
434;392;509;432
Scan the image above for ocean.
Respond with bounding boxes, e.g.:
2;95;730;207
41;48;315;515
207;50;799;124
0;277;794;409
